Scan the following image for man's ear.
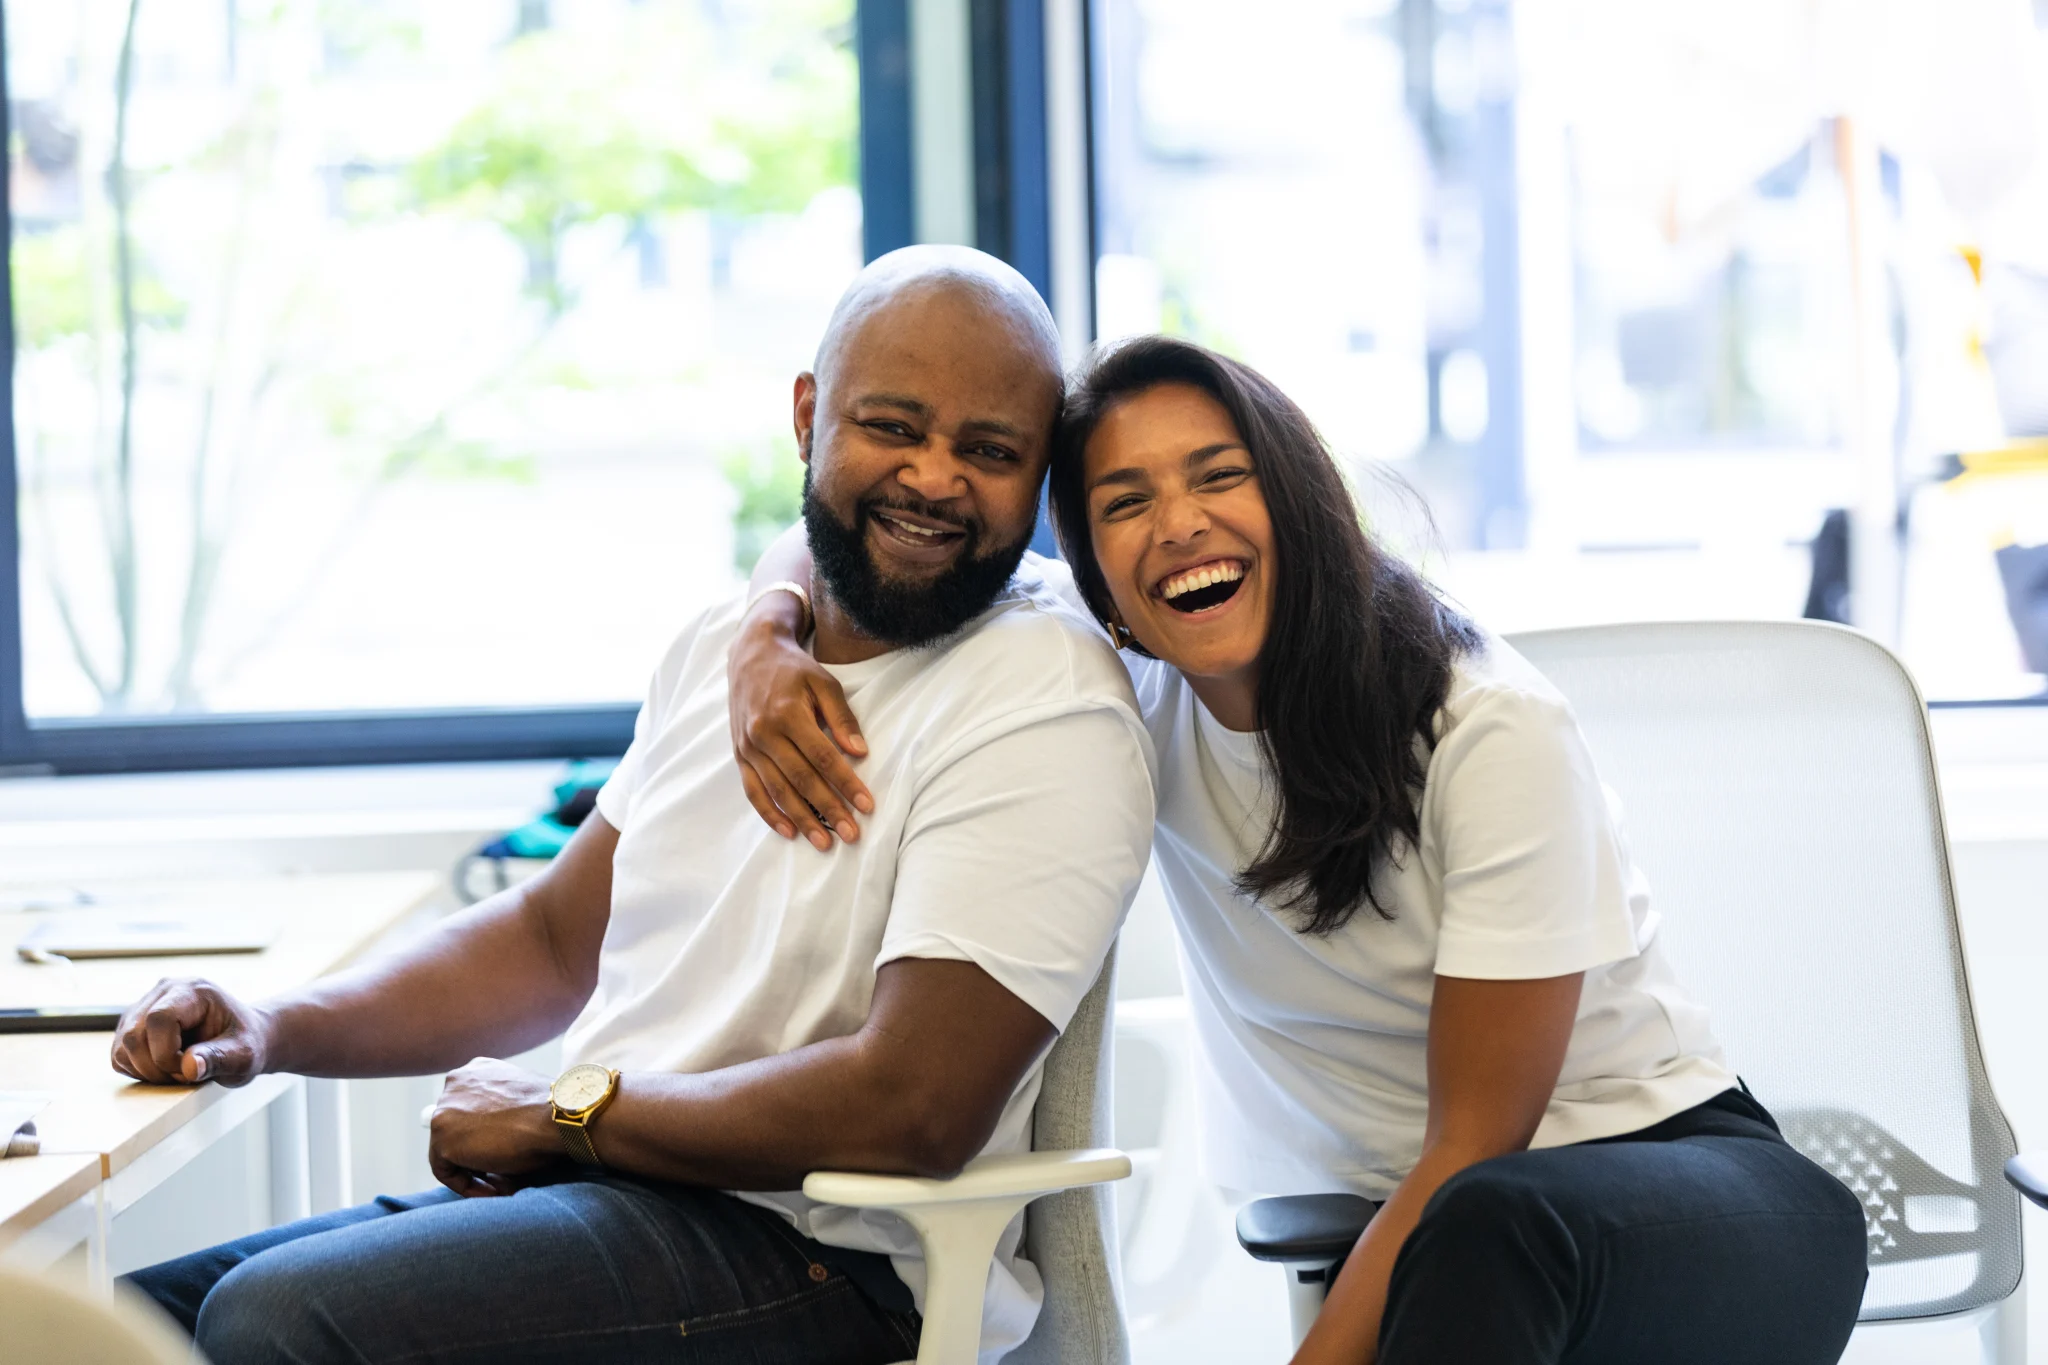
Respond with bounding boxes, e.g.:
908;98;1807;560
794;372;819;464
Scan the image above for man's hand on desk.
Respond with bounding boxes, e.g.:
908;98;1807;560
110;978;274;1088
427;1057;564;1198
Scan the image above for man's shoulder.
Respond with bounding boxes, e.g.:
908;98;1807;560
635;591;749;705
932;554;1136;710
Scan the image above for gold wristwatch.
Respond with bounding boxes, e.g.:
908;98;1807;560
549;1063;620;1167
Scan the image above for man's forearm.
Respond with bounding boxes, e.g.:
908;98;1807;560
428;955;1046;1194
587;1035;953;1190
557;959;1053;1190
266;884;591;1079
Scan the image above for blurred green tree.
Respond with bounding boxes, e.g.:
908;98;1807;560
13;0;854;713
723;438;808;575
409;1;855;316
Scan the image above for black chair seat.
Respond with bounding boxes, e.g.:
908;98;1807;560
2006;1153;2048;1210
1235;1193;1376;1263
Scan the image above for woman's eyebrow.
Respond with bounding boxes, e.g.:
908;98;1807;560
1088;466;1147;491
1090;441;1248;492
1186;442;1249;467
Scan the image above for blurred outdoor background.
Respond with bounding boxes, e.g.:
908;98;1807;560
10;0;857;718
7;0;2048;710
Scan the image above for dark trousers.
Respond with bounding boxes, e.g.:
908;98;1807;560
1377;1088;1869;1365
122;1171;921;1365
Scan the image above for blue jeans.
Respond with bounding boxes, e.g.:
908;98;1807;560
123;1171;922;1365
1377;1088;1869;1365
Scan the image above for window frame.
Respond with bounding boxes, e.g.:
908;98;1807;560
0;0;919;776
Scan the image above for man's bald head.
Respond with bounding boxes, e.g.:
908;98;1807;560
812;245;1063;396
793;246;1064;650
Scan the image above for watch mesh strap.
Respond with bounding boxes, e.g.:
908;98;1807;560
555;1117;603;1167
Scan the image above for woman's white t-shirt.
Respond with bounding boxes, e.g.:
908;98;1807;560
1122;623;1736;1200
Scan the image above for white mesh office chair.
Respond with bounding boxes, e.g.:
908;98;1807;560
806;944;1132;1365
1238;621;2026;1362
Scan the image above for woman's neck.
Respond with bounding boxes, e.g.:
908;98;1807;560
1186;669;1259;732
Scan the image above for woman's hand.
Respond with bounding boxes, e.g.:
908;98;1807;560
1290;972;1583;1365
729;592;875;851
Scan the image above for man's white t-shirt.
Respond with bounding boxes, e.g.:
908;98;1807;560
566;554;1156;1358
1107;607;1736;1200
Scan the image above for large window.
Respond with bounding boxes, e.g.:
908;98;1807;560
13;0;2047;774
1089;0;2048;703
6;0;892;769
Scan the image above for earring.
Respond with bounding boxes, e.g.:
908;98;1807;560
1107;618;1136;651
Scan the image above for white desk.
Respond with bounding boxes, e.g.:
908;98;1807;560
0;1153;103;1277
0;872;440;1283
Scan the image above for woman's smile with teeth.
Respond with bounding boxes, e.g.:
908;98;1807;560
1159;561;1246;601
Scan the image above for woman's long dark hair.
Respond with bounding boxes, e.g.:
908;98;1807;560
1049;336;1482;935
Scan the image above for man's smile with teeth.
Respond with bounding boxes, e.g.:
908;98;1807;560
873;509;963;540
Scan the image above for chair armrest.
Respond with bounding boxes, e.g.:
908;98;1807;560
2005;1153;2048;1210
802;1147;1131;1208
1235;1193;1376;1264
803;1150;1130;1365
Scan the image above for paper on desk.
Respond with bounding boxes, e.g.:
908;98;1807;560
0;1091;50;1157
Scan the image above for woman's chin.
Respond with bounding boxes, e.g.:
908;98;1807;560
1138;624;1261;687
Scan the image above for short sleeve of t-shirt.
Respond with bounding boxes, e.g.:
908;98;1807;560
1027;555;1172;722
879;706;1156;1032
1428;687;1643;981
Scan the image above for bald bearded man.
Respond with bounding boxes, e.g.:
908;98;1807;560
112;247;1157;1365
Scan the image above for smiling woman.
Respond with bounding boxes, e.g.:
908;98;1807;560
1067;386;1275;730
1047;334;1480;933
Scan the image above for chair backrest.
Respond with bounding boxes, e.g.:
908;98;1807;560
0;1264;196;1364
1006;941;1131;1365
1507;622;2020;1321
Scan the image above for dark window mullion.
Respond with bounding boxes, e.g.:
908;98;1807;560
15;706;637;775
0;7;33;772
859;0;915;261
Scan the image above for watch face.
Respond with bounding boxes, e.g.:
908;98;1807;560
552;1064;612;1113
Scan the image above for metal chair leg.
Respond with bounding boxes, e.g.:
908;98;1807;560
1279;1260;1337;1348
1979;1273;2026;1365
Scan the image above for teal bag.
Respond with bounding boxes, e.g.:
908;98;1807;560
456;759;619;902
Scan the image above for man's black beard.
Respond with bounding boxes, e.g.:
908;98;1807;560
803;472;1030;649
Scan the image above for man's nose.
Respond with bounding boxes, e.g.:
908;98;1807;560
896;442;969;502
